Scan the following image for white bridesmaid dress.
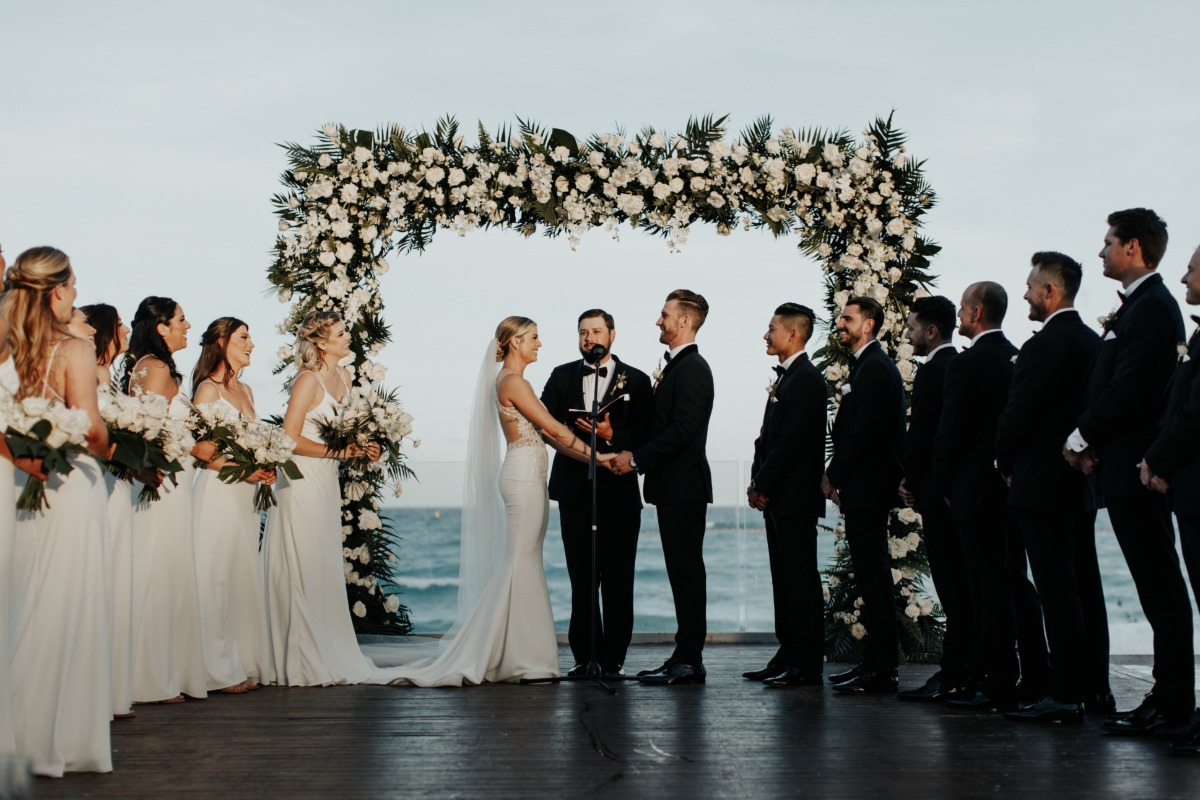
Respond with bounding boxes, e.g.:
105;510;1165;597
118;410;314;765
263;372;376;685
129;384;209;702
0;358;18;754
192;388;269;690
104;471;135;716
8;346;112;776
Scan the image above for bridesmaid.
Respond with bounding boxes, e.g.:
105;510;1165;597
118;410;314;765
4;246;112;776
190;317;272;693
81;303;136;718
122;296;211;703
0;242;18;755
263;311;379;686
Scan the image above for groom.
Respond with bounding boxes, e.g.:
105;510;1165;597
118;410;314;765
541;309;652;677
613;289;714;686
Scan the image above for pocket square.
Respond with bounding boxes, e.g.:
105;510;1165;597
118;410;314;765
1103;330;1117;341
840;383;852;396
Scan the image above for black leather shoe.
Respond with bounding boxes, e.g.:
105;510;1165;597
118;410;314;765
1171;718;1200;754
898;673;956;702
763;668;823;688
1003;697;1084;724
640;661;705;686
831;669;897;695
946;690;1014;712
601;663;626;678
1101;698;1188;736
743;664;784;681
637;658;676;678
1084;691;1116;716
567;664;588;678
829;664;864;685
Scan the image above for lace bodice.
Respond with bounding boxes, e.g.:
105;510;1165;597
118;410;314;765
496;371;543;450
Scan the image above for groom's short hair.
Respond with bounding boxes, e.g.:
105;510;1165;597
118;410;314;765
775;302;815;341
1031;251;1083;300
667;289;709;330
577;309;615;330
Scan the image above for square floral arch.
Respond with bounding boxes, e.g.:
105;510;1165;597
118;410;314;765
268;113;944;660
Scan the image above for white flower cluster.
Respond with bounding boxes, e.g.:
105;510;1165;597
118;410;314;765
336;385;415;451
0;395;91;449
228;418;298;469
98;387;196;465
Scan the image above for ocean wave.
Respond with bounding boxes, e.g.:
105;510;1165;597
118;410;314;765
396;576;460;591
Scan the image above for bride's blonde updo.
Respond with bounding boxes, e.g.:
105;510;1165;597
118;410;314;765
3;246;73;398
294;310;343;372
495;316;535;362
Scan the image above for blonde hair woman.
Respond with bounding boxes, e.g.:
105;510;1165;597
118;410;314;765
3;246;112;777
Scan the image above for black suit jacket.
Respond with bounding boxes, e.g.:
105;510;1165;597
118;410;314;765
933;330;1016;522
1078;273;1185;497
1144;321;1200;515
541;355;652;506
903;344;956;512
995;310;1100;512
634;344;714;505
750;353;828;519
826;340;904;511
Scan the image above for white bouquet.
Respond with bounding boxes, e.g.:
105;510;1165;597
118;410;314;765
0;395;93;512
97;386;194;503
195;406;303;512
317;384;416;485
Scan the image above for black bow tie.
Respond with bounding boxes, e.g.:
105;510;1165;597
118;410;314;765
772;365;786;377
663;350;673;363
1191;315;1200;326
1117;290;1128;305
583;365;608;378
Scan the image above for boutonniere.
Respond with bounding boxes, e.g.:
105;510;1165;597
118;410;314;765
765;382;778;403
651;358;664;390
612;371;628;393
1098;305;1119;333
1010;354;1018;365
1177;341;1190;363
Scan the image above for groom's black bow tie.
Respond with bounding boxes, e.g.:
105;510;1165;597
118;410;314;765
1191;315;1200;326
663;350;673;363
1117;290;1128;305
772;365;786;377
583;365;608;378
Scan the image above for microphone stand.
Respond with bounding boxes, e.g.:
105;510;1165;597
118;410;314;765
522;346;636;694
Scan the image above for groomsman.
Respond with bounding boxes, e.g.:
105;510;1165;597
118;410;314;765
934;282;1048;710
743;303;828;687
1065;209;1194;735
896;295;972;702
823;296;905;695
612;290;714;686
1139;243;1200;751
541;309;652;677
996;253;1109;724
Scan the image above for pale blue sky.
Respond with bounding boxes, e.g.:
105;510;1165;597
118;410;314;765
4;0;1199;500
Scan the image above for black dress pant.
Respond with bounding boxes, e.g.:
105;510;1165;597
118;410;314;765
656;502;708;665
559;499;640;668
1175;513;1200;613
843;506;899;672
764;511;823;675
1017;507;1109;703
1107;491;1195;717
919;498;973;683
957;509;1048;696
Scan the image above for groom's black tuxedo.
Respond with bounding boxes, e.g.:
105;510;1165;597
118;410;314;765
1075;272;1193;719
934;330;1048;698
542;355;652;669
633;343;714;665
826;339;904;673
995;310;1108;703
750;352;827;675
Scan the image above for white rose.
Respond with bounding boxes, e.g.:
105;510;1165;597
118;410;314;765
340;184;359;204
352;601;367;618
424;166;445;186
336;243;355;263
331;220;353;239
384;595;401;613
905;604;921;619
575;174;594;192
317;153;333;168
886;218;906;236
318;251;337;267
707;191;725;208
375;257;389;275
649;132;667;149
764;139;781;154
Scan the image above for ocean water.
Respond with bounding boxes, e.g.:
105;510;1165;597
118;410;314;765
386;507;1199;655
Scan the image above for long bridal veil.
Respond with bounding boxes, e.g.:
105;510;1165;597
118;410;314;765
358;338;506;670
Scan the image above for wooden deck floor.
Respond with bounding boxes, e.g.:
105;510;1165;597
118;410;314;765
38;645;1199;799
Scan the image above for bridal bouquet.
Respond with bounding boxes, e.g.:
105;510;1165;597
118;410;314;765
316;384;417;488
193;403;303;512
0;395;93;512
97;386;194;503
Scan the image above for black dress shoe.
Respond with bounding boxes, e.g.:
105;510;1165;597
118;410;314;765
743;664;784;681
1101;698;1189;736
946;690;1014;712
637;658;676;678
1171;718;1200;754
567;664;588;678
832;669;897;695
1004;697;1084;724
763;668;823;688
1084;691;1116;716
601;663;626;677
640;661;705;686
898;673;955;702
829;664;864;685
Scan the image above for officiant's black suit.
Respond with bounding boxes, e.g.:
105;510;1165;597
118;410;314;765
542;355;652;669
826;340;904;674
1076;272;1193;719
934;331;1048;699
995;310;1107;704
902;344;973;686
633;344;714;666
1142;316;1200;660
750;353;828;677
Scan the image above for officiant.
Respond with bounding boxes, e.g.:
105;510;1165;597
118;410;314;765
541;309;652;677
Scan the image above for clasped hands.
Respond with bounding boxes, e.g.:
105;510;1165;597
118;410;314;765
342;441;383;462
1063;445;1099;475
1138;459;1169;494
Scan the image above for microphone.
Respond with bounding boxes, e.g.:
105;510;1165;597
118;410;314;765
585;344;608;364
